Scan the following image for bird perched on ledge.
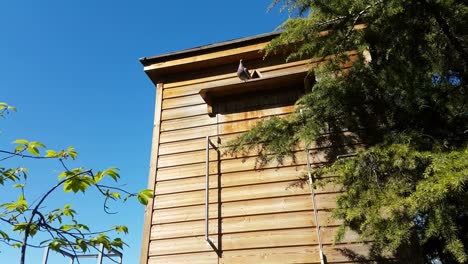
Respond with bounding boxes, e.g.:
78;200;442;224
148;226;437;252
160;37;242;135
237;59;251;81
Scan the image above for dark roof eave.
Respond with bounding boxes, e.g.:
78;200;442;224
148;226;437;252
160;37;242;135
139;31;281;67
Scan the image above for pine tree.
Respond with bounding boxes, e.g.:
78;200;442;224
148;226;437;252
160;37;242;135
228;1;468;262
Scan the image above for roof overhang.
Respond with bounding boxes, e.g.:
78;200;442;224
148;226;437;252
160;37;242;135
140;32;281;84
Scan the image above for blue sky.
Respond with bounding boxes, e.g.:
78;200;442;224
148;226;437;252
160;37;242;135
0;1;288;263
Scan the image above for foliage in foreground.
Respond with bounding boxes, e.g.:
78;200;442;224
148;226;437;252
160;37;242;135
0;102;153;264
228;0;467;263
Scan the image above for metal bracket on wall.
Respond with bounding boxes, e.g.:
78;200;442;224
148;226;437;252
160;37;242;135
205;136;220;253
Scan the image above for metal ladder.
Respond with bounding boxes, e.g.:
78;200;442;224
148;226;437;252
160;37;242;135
42;244;122;264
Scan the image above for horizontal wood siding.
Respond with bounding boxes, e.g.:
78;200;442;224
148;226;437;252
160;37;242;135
145;52;368;263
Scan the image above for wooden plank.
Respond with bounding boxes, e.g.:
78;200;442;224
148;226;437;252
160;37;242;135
148;227;360;256
161;104;207;120
151;210;341;240
158;149;219;168
144;42;268;72
160;106;294;132
223;211;315;234
159;137;206;156
151;193;341;225
219;105;294;123
222;193;341;218
147;243;371;264
158;139;306;168
222;195;313;219
159;113;289;143
323;243;372;263
221;243;370;264
157;132;239;155
151;211;317;240
161;115;216;132
153;195;312;224
316;192;340;210
222;228;317;250
221;246;321;264
154;166;308;195
154;181;341;211
162;55;356;98
154;180;313;209
148;252;218;264
140;83;164;264
158;129;358;156
156;150;308;181
149;228;314;256
162;94;205;109
162;64;308;99
199;69;307;105
163;58;316;89
149;235;219;256
152;203;218;225
151;219;219;240
159;125;217;143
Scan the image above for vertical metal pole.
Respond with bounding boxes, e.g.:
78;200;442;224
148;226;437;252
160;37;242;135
97;244;104;264
205;136;210;243
306;148;326;264
42;247;50;264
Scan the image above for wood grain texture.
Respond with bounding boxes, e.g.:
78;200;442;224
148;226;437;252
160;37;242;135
144;42;268;72
147;243;370;264
155;147;344;181
143;45;370;263
159;113;289;143
154;166;308;195
152;195;313;224
148;227;360;256
140;83;164;264
148;252;218;264
150;211;341;240
154;180;312;209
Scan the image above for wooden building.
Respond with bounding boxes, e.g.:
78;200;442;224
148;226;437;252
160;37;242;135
139;33;370;264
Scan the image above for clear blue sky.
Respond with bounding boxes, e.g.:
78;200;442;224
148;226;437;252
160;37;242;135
0;1;288;263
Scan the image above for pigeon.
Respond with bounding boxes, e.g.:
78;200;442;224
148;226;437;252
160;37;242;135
237;59;251;81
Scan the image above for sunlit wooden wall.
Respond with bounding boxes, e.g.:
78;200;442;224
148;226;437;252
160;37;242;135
140;35;369;264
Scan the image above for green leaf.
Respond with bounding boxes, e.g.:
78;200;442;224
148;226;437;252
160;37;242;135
111;192;121;199
63;204;76;217
13;183;25;189
12;242;23;248
111;237;124;249
0;230;10;240
60;225;74;231
13;223;28;233
29;141;46;148
137;189;153;205
29;223;39;237
27;145;39;156
114;225;128;234
75;238;88;252
14;145;25;153
67;146;77;160
13;139;28;145
48;240;64;251
45;150;57;158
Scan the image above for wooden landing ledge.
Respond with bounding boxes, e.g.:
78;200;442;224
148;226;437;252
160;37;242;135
199;69;311;116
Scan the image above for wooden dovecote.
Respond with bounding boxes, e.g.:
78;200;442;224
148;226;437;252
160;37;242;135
139;33;370;264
